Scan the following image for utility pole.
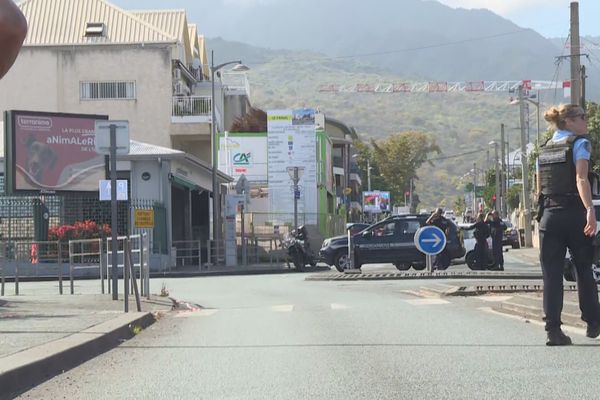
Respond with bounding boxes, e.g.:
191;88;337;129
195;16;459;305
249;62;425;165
367;159;372;191
492;142;500;212
409;177;413;212
292;167;300;231
581;65;587;111
518;85;533;247
472;162;477;213
500;124;506;218
570;1;582;106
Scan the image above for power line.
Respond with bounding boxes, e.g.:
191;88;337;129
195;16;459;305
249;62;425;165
238;28;534;67
551;34;571;103
427;148;487;162
329;29;533;60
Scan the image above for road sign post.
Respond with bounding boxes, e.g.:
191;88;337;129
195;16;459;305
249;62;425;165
414;226;447;273
345;227;361;274
95;120;130;303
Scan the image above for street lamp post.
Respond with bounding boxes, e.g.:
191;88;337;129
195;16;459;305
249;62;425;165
489;141;501;212
518;85;533;248
367;159;372;191
510;91;541;147
211;51;249;265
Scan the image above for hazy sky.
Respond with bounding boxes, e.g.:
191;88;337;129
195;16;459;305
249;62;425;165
436;0;599;38
109;0;600;39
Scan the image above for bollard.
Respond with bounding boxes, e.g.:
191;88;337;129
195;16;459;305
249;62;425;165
57;241;63;295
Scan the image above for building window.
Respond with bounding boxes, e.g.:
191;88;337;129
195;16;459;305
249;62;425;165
84;22;106;37
80;81;136;100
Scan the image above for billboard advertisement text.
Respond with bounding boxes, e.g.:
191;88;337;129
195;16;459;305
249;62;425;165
5;111;108;193
363;191;391;213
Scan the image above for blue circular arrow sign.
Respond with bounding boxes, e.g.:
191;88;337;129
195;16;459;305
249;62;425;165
414;226;447;255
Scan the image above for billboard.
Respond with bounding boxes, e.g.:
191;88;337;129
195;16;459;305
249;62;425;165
218;134;268;183
4;110;108;193
267;109;318;223
363;191;391;213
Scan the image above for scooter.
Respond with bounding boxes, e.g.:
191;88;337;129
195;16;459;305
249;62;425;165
282;226;317;271
465;242;495;270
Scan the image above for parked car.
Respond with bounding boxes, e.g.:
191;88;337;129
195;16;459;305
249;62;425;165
457;223;494;269
320;214;465;272
443;210;456;221
503;221;520;249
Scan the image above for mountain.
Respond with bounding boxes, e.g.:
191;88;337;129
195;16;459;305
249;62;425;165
209;38;553;208
206;0;573;85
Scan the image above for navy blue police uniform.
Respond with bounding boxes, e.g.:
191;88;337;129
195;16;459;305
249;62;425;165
538;130;600;336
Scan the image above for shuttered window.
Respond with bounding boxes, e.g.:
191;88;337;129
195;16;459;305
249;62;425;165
80;81;136;100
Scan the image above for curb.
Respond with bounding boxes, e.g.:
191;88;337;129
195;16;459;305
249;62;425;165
306;271;543;281
442;283;578;296
0;266;321;283
492;299;586;329
0;312;156;400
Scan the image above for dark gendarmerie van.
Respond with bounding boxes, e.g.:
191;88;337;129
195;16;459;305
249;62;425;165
319;214;465;272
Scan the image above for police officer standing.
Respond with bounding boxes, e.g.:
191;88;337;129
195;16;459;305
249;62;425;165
487;210;506;271
426;208;450;270
463;212;490;270
538;104;600;346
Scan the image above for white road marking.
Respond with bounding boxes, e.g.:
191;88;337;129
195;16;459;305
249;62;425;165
478;306;593;338
330;303;349;310
271;305;294;312
476;295;514;302
174;309;218;318
404;299;450;305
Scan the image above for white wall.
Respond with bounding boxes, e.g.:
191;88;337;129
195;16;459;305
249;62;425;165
0;45;173;148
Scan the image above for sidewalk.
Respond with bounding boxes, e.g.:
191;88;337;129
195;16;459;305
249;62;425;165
492;291;586;329
0;282;172;399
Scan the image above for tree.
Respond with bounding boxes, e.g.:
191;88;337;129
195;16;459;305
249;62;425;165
454;196;467;216
229;107;267;132
363;131;440;209
507;184;522;210
585;102;600;171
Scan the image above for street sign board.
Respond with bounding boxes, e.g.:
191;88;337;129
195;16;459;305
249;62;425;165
134;209;155;229
95;120;130;155
99;179;128;201
414;226;447;255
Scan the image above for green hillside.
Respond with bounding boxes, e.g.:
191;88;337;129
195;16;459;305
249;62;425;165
211;39;556;209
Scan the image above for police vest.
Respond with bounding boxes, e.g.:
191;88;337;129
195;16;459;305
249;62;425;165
538;135;590;196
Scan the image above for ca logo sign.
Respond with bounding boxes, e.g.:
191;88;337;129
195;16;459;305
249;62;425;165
233;152;251;165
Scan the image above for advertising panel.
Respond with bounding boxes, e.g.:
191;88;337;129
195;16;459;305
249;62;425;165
218;134;268;183
363;191;391;213
267;109;317;223
4;110;108;193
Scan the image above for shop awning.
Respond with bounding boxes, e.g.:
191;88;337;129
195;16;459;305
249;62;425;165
170;174;198;191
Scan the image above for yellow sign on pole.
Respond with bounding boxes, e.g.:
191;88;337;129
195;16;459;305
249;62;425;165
134;209;154;229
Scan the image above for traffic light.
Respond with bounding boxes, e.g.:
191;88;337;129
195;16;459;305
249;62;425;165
492;194;497;203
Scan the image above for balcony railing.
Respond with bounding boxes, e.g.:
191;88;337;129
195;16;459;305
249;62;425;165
221;72;250;97
172;96;212;123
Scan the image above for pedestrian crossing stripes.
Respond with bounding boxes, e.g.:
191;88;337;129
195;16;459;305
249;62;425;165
330;303;349;310
475;295;514;302
403;299;450;306
174;309;218;318
271;305;294;312
172;299;453;317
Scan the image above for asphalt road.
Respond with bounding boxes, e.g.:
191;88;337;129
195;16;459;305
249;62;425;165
17;257;600;400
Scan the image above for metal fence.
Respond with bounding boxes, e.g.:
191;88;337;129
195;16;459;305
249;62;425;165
0;193;165;258
242;212;346;239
